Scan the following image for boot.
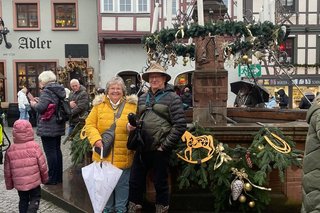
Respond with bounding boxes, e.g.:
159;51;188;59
155;204;169;213
27;200;39;213
128;201;142;213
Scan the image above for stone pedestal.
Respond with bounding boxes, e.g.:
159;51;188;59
192;36;233;126
193;70;228;126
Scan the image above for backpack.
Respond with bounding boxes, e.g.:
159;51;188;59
56;98;72;124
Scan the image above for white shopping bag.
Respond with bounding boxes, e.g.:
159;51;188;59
82;148;122;213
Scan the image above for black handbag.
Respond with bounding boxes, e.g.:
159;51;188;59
127;128;144;150
94;101;125;158
126;113;145;151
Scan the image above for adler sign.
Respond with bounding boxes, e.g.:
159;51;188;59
18;37;52;49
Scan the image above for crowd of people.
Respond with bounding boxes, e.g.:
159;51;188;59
5;65;320;212
233;84;318;110
3;65;187;213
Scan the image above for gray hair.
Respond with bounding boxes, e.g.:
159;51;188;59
105;76;126;96
70;79;80;85
38;71;56;85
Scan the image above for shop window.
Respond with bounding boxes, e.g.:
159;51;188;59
16;62;56;97
14;2;39;29
52;1;78;30
0;62;6;102
280;0;295;11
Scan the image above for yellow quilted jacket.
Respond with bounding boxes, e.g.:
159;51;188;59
85;94;138;169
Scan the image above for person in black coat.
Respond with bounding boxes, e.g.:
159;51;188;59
234;84;259;108
30;71;66;185
276;89;289;109
181;87;192;107
299;92;315;109
127;63;186;213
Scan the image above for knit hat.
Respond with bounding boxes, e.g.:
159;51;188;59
142;63;171;82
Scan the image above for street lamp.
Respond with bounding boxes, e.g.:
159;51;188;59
0;17;12;49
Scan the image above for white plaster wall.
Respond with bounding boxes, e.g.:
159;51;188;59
252;1;262;12
225;62;241;107
308;35;317;47
309;0;318;12
0;0;99;102
118;17;134;31
297;49;306;65
100;44;195;87
102;17;116;30
308;49;316;64
308;14;317;25
298;35;306;47
299;0;306;12
136;18;150;31
298;14;306;25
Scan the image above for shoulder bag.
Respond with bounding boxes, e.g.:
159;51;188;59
94;101;126;158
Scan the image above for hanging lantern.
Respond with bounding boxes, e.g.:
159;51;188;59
179;77;186;85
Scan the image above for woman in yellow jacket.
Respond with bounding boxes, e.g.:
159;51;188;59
85;76;138;213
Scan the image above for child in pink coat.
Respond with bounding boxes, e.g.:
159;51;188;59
4;120;48;213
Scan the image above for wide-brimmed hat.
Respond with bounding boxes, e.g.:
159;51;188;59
142;63;171;82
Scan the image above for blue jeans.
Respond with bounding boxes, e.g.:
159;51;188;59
41;136;63;183
104;168;131;213
19;108;29;120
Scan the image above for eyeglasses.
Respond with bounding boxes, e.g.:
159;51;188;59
149;74;164;80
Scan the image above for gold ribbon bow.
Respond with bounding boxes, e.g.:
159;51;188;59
175;25;185;39
214;143;232;170
231;168;271;191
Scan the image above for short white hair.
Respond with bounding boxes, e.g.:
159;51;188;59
38;71;56;85
70;79;80;85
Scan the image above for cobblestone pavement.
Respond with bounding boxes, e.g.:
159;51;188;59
0;125;72;213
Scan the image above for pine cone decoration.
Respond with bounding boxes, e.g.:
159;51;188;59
246;151;253;168
231;179;244;201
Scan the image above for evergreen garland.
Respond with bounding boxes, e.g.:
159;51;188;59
142;21;285;61
171;125;303;212
69;125;92;166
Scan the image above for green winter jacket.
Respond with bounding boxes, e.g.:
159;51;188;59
301;98;320;213
138;84;187;152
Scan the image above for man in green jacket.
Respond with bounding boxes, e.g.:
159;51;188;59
127;63;187;213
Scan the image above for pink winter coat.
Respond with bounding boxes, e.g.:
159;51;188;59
4;120;48;191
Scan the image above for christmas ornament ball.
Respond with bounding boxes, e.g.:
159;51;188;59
242;54;249;62
249;201;255;208
244;183;252;191
247;58;252;64
239;194;246;203
258;144;265;151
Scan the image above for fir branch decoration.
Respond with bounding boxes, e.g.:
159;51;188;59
142;20;284;68
70;127;92;166
173;124;303;212
248;127;303;184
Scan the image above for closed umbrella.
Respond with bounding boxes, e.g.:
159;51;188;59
82;149;123;213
